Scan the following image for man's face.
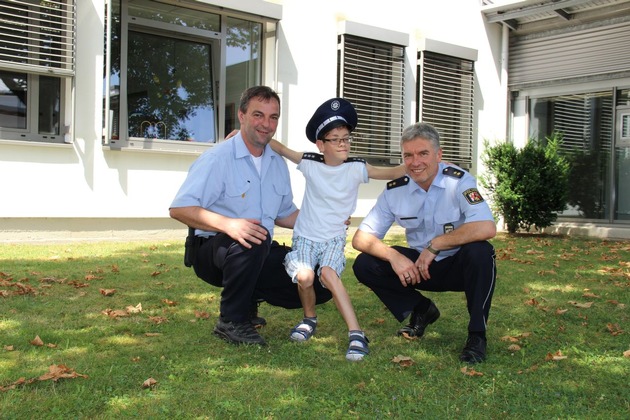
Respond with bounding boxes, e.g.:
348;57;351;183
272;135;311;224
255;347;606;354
402;137;442;191
238;97;280;154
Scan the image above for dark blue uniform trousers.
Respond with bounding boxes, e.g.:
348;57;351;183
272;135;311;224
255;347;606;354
353;241;496;333
193;232;333;323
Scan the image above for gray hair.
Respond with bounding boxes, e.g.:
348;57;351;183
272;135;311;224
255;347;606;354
400;122;440;150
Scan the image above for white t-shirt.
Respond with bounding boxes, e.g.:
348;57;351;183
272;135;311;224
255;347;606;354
293;153;369;242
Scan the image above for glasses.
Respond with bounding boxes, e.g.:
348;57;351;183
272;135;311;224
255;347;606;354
322;136;353;145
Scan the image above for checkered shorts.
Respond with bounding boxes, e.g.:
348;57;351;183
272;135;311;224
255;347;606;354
284;235;346;285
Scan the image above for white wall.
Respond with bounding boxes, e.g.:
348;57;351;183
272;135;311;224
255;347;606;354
0;0;506;239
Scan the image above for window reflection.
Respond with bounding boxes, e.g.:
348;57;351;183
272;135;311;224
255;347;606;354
127;31;215;142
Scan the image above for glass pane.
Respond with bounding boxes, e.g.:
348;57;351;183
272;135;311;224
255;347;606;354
529;92;613;220
0;71;27;129
38;76;60;134
615;145;630;221
127;31;215;142
104;0;121;140
128;0;220;31
225;17;261;136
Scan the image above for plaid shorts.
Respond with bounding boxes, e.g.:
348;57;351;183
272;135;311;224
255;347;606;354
284;235;346;285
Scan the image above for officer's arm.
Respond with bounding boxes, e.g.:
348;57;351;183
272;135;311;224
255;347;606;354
429;220;496;252
365;163;406;180
352;229;401;262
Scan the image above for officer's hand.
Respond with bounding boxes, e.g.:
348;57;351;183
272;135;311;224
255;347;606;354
224;218;267;248
415;251;436;281
225;129;239;140
390;252;420;287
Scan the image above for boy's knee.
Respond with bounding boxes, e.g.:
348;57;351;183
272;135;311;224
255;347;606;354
296;270;315;288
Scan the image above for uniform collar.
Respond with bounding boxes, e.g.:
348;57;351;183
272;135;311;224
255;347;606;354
233;133;276;160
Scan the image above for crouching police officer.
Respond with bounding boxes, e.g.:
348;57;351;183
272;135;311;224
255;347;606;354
352;122;497;363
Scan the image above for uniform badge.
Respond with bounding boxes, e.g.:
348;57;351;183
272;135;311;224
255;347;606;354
463;188;484;205
444;223;454;234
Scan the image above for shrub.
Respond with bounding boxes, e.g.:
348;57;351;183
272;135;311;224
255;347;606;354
481;132;569;233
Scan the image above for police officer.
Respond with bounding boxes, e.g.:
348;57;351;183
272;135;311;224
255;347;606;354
351;122;497;363
170;86;332;346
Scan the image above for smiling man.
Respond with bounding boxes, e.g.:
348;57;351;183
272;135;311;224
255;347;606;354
169;86;333;346
351;122;497;363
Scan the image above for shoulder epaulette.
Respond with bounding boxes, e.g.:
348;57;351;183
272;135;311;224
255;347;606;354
302;152;325;162
442;166;464;179
344;157;366;164
387;176;410;190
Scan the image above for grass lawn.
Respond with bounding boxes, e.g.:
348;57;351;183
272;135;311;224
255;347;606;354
0;232;628;418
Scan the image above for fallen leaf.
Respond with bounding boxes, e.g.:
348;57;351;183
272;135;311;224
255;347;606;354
148;316;168;324
461;366;483;376
30;336;44;346
161;298;177;306
624;349;630;358
4;345;14;351
508;344;521;351
145;333;161;337
582;292;600;298
194;310;209;319
568;301;593;309
555;308;568;315
545;350;567;361
606;323;624;336
142;377;157;389
400;331;417;340
126;303;143;313
100;288;116;296
392;355;414;367
38;364;88;382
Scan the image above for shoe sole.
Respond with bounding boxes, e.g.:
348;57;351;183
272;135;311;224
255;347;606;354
397;309;440;338
213;328;267;346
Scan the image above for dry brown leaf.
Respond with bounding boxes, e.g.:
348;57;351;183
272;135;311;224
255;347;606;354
148;316;168;324
500;335;520;342
126;303;143;313
623;349;630;358
100;288;116;296
555;308;568;315
4;345;14;351
194;310;210;319
545;350;567;361
145;333;161;337
606;323;624;336
461;366;483;376
30;335;44;346
102;308;129;318
142;377;157;389
392;355;414;367
400;331;417;340
525;298;539;306
508;344;521;351
568;300;594;308
582;292;600;298
161;298;177;306
38;364;88;382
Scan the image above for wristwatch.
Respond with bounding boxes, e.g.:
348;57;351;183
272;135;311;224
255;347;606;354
426;241;440;255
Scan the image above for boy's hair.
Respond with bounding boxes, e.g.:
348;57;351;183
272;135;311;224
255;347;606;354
239;86;281;115
317;120;352;140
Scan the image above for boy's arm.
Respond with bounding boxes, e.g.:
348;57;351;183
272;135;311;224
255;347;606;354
366;163;406;180
269;139;304;164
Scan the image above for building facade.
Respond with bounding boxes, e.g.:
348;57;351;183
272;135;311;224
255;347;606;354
1;0;629;241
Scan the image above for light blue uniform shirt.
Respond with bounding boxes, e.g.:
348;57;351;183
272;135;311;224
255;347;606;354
170;133;296;238
358;163;494;261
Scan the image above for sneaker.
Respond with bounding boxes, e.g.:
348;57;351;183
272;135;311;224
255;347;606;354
249;300;266;328
459;334;487;363
213;317;267;346
397;300;440;338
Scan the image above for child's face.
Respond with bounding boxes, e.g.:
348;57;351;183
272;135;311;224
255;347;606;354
317;126;351;163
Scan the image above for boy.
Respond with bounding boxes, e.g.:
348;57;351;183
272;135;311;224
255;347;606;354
270;98;405;361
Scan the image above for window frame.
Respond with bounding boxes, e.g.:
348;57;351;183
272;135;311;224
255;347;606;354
0;0;76;144
104;0;276;154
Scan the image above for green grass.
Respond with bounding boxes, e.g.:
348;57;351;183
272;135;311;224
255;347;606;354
0;233;629;419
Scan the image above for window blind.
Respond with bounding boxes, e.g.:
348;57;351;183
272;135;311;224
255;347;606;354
0;0;75;76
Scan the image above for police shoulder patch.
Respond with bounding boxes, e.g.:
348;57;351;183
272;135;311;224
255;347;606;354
463;188;485;205
443;166;464;178
302;152;325;162
344;157;366;164
387;176;410;190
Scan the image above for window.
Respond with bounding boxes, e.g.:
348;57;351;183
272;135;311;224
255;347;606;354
529;90;613;220
104;0;271;152
338;34;405;166
417;51;474;170
0;0;75;143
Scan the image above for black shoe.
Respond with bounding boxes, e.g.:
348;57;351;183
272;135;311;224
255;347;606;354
213;318;267;346
249;300;266;328
397;300;440;338
459;334;487;364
